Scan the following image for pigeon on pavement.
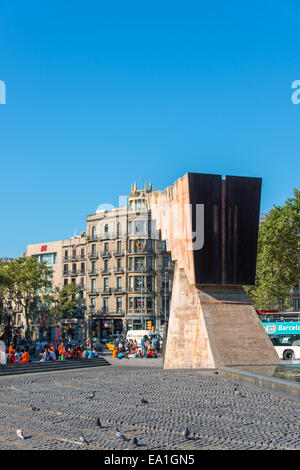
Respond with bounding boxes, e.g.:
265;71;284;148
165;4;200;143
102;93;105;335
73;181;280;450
131;437;138;447
96;418;102;428
116;427;127;441
16;429;24;440
183;427;190;440
141;398;148;404
80;432;89;445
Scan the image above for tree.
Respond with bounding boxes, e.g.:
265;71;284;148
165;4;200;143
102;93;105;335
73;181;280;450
50;283;79;321
4;257;53;337
245;189;300;310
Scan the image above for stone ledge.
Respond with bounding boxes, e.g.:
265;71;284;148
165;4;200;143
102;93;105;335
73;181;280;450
218;365;300;399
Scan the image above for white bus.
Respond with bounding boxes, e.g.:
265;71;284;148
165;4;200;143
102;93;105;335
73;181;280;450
260;313;300;360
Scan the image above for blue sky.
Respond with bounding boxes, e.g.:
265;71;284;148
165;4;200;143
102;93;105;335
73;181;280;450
0;0;299;257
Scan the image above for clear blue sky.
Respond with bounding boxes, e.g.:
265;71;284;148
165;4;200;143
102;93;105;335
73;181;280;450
0;0;299;257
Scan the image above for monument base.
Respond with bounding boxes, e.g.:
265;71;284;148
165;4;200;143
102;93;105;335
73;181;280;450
164;266;280;369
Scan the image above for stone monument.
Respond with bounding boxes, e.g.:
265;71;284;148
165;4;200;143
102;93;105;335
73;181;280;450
148;173;280;369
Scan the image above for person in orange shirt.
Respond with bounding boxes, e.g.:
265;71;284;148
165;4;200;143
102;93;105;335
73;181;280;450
20;350;30;363
8;343;15;355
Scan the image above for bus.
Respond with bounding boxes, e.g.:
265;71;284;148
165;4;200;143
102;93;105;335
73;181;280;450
259;311;300;360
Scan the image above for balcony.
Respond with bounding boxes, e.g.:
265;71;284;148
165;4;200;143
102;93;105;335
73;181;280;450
157;266;173;272
63;257;69;263
87;289;100;296
100;269;112;275
98;232;116;241
100;251;111;258
128;248;154;254
99;287;112;294
70;271;78;277
63;271;69;277
112;268;124;274
127;266;154;273
88;270;98;276
70;255;78;262
88;252;99;260
78;254;86;260
127;287;154;294
113;250;125;256
113;287;126;294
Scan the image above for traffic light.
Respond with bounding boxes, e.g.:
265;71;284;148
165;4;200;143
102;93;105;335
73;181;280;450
146;321;152;330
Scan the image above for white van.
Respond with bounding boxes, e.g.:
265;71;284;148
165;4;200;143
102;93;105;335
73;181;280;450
126;330;161;346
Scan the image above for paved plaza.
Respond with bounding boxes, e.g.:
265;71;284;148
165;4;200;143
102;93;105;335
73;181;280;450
0;361;299;450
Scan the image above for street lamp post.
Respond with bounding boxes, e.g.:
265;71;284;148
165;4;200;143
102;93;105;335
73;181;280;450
6;301;13;348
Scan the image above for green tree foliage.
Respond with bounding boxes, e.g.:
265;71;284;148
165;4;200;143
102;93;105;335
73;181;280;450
0;257;53;335
50;283;79;320
245;189;300;310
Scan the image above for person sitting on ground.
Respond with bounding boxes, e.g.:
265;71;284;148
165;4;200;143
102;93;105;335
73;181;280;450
82;348;89;359
49;348;56;361
92;348;98;358
20;349;30;363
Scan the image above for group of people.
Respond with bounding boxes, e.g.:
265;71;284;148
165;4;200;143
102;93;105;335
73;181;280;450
7;343;30;363
5;339;100;363
111;335;162;359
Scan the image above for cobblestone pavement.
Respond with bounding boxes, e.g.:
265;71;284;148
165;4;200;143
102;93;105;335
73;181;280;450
0;365;299;450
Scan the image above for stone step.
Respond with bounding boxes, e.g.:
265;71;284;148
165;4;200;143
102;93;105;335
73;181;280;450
0;358;111;376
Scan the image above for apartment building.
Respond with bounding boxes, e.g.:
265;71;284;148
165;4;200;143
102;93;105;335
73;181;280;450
86;183;174;340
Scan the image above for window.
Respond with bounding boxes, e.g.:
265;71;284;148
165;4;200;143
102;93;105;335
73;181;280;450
91;226;96;239
146;257;152;269
135;257;144;269
146;298;153;309
146;276;153;291
135;276;144;290
80;262;85;273
103;298;109;311
104;242;109;253
129;297;134;309
64;279;68;286
293;299;300;311
80;277;84;287
104;259;109;271
104;224;109;233
63;264;68;274
92;244;96;254
162;240;167;251
91;279;96;292
91;298;96;307
116;277;122;289
116;297;122;313
135;297;145;309
117;241;122;253
117;258;122;269
64;250;68;260
104;278;109;288
162;256;169;268
117;222;120;237
91;260;96;272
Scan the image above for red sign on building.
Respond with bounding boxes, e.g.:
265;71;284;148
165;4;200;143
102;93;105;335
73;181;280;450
41;245;47;252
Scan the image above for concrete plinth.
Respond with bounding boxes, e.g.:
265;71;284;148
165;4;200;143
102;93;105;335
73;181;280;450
164;266;280;369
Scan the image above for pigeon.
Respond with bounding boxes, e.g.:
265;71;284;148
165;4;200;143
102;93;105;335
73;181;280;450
182;427;190;440
79;432;89;445
131;437;138;447
116;427;127;441
16;429;24;440
87;392;95;400
141;398;148;404
96;418;102;428
30;405;40;411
